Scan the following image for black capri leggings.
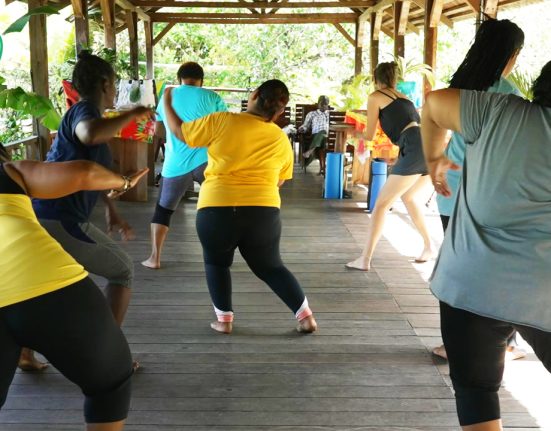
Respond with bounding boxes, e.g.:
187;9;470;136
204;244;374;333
196;206;306;315
440;301;551;426
0;277;133;423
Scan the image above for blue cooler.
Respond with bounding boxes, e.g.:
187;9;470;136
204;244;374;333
324;152;344;199
367;159;387;211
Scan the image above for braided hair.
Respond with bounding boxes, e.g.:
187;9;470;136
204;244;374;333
449;19;524;91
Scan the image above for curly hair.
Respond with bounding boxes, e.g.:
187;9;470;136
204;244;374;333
72;51;115;99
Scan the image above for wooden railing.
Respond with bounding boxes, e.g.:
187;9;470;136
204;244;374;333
3;136;41;160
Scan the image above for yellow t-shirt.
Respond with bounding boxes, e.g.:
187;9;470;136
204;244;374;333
0;194;88;308
182;112;293;209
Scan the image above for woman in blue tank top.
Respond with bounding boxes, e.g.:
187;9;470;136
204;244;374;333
346;62;434;271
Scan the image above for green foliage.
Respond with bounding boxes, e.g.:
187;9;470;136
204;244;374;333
0;81;61;130
394;55;435;87
509;71;534;100
3;5;61;34
95;47;134;79
339;74;373;110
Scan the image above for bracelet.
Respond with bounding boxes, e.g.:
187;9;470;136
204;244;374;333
121;175;131;192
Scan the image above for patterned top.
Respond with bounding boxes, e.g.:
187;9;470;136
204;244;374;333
301;109;329;134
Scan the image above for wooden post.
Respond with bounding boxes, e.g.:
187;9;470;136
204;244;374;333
72;0;89;53
354;19;364;76
393;2;405;58
100;0;116;51
369;12;380;76
28;0;50;160
423;0;437;95
126;11;139;78
144;20;154;79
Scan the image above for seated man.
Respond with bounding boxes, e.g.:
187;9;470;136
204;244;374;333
299;95;330;175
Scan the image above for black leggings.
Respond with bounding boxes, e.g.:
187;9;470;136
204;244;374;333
196;206;306;315
440;301;551;426
0;277;132;423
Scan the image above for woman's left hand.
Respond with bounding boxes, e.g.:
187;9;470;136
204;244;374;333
427;155;460;197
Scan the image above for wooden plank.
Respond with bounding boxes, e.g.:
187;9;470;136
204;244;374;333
410;0;452;27
354;19;363;74
153;22;176;45
462;0;480;13
423;0;437;94
144;19;154;79
134;0;377;8
359;0;393;21
115;0;151;21
372;9;382;40
333;22;355;46
28;0;50;160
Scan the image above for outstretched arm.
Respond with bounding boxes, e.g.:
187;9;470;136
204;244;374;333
75;106;154;146
421;88;462;197
3;160;148;199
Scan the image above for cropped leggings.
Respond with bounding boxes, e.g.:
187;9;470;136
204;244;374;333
0;277;133;423
441;301;551;426
196;206;309;321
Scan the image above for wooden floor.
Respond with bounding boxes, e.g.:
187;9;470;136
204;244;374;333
0;166;543;430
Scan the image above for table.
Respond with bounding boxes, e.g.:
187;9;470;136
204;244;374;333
105;110;155;202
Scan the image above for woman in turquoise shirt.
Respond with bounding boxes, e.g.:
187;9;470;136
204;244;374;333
433;19;525;361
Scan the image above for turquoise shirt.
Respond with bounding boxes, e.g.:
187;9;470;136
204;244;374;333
157;85;227;178
436;78;520;216
431;90;551;330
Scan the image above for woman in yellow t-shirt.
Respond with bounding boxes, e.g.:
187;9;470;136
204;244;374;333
163;79;317;334
0;156;147;431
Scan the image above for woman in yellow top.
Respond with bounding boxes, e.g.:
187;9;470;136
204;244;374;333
0;155;147;431
164;79;317;334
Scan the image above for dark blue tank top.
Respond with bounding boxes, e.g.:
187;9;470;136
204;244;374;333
378;90;420;143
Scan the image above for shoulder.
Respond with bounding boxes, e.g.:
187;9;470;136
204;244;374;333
71;101;101;119
489;78;520;96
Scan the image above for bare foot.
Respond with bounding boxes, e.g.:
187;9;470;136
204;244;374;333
18;349;48;372
297;315;318;333
345;256;370;271
414;248;436;263
141;258;160;269
432;344;447;360
211;321;232;334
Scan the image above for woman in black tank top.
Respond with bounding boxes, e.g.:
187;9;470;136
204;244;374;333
345;62;435;272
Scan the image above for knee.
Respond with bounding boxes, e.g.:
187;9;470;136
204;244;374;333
151;203;174;227
108;253;134;286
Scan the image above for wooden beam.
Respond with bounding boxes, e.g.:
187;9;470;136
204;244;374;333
126;11;139;78
423;0;437;95
134;0;373;8
72;0;89;53
359;0;393;21
462;0;480;14
151;12;359;20
150;16;358;23
28;0;50;160
115;0;151;21
153;22;176;46
144;20;154;79
429;0;443;27
100;0;116;50
409;0;452;27
333;23;355;46
372;9;382;40
396;0;410;34
393;2;404;57
354;19;363;75
369;12;379;75
484;0;498;18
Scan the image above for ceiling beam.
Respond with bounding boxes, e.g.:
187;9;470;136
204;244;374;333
429;0;443;27
359;0;394;21
409;0;452;27
484;0;498;18
462;0;480;14
149;15;358;23
134;0;374;8
333;22;355;45
396;0;410;35
151;11;359;20
153;22;175;45
115;0;151;20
